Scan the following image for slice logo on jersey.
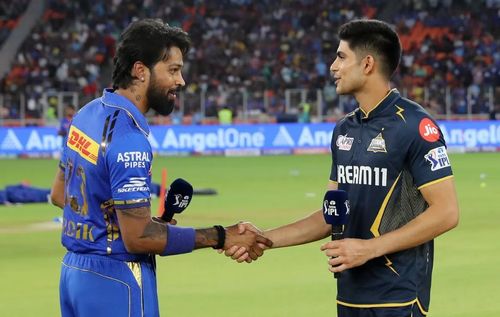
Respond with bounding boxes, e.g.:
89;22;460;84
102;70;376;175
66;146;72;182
336;134;354;151
67;126;99;165
116;151;151;168
118;177;149;193
367;133;387;153
424;146;450;171
419;118;440;142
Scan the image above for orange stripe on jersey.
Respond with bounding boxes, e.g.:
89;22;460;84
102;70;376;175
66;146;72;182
67;126;99;165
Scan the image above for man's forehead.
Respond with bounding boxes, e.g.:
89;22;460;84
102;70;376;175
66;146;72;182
162;46;184;66
337;40;352;54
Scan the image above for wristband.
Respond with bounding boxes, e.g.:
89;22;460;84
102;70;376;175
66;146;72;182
212;225;226;249
161;225;196;256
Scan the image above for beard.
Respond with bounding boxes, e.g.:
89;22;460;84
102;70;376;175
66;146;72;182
147;74;175;116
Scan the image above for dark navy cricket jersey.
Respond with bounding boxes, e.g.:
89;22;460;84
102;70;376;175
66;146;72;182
59;89;153;262
329;89;453;314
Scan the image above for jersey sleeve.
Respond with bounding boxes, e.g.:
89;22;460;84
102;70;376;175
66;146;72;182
106;131;152;209
408;116;453;189
59;141;67;171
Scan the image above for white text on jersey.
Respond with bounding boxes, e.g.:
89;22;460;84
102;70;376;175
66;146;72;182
117;151;150;168
337;165;388;187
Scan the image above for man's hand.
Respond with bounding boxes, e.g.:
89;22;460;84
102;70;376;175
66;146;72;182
222;222;271;263
320;238;377;273
152;216;177;225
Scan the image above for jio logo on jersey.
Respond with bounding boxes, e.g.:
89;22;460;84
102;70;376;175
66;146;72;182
419;118;440;142
424;146;451;171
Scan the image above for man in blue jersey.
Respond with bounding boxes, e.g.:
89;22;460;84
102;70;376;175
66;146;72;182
226;19;459;317
57;104;76;147
50;19;272;317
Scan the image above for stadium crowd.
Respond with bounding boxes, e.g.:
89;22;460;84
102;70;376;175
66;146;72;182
0;1;30;47
0;0;499;123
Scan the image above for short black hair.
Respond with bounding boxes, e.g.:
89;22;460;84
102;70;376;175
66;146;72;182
338;19;401;79
112;19;191;89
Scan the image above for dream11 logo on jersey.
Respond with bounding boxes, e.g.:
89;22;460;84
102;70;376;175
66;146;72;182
419;118;440;142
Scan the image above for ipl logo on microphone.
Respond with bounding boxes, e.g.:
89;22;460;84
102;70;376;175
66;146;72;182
323;200;339;216
174;194;190;208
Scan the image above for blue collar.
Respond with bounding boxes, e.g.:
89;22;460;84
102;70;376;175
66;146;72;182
100;88;150;136
359;89;400;120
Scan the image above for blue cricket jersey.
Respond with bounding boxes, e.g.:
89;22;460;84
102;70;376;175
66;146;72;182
60;89;153;262
330;89;453;314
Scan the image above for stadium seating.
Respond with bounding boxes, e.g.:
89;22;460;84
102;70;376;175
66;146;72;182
0;0;499;123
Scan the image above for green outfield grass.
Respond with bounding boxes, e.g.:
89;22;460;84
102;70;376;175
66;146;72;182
0;153;499;316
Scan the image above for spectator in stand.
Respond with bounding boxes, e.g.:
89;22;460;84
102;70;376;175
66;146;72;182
57;104;76;146
0;0;499;120
218;105;233;125
0;1;30;46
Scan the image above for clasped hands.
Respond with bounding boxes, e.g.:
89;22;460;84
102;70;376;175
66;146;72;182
221;222;271;262
223;222;375;273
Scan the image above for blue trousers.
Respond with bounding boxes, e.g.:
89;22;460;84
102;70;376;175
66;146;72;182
60;252;159;317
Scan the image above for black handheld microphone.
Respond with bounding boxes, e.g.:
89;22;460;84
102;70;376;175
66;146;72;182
161;178;194;222
322;190;349;278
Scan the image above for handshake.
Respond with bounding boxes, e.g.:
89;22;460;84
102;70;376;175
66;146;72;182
160;178;270;262
218;222;270;263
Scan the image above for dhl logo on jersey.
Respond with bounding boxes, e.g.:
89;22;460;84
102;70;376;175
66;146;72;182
67;126;99;165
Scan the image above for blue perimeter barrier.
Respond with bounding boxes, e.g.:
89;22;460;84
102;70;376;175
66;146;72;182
1;121;499;157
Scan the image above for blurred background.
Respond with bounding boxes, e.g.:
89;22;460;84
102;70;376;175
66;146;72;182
0;0;499;128
0;1;499;316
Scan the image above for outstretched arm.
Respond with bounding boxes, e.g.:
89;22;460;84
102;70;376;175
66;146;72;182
116;206;272;258
321;177;459;273
225;181;338;262
264;209;331;248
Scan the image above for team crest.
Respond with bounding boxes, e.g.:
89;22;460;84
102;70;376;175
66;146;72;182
424;146;450;171
336;134;354;151
367;133;387;153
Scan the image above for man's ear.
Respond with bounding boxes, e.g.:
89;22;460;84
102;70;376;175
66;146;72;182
131;61;148;82
362;55;376;75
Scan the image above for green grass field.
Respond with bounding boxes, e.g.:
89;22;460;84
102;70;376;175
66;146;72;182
0;153;499;316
